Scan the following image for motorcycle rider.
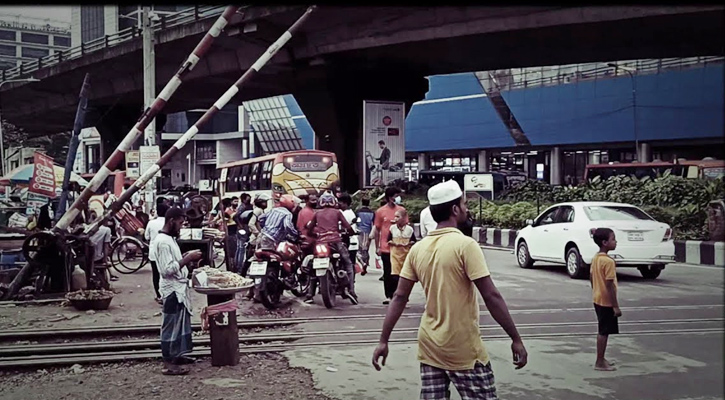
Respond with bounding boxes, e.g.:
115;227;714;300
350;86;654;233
257;194;300;251
306;192;358;305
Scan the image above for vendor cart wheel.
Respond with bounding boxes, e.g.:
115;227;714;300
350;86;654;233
22;232;62;264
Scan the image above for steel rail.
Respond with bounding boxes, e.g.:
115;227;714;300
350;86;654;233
1;302;721;341
1;318;721;358
1;327;721;369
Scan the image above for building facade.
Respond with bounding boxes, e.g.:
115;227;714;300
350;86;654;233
159;94;314;189
70;5;188;47
0;14;71;70
406;57;724;185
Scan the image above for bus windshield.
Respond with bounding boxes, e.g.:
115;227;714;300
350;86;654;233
272;151;340;198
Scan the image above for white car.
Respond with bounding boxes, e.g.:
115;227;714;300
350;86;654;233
515;202;676;280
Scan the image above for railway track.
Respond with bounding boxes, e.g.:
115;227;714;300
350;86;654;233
2;303;720;341
0;315;721;369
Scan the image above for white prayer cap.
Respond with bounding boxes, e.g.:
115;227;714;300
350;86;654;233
427;180;463;206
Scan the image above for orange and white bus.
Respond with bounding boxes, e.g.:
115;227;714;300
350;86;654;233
217;150;341;206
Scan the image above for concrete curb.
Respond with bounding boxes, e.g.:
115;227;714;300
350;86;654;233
674;240;724;267
413;224;724;267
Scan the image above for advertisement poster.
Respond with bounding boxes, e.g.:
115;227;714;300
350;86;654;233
139;146;161;179
362;100;406;187
126;150;140;179
463;173;495;200
29;152;56;198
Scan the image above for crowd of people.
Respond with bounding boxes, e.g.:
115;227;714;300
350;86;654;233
138;179;624;393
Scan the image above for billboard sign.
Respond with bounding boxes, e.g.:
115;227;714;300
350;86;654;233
126;150;140;178
362;100;406;187
139;146;161;180
29;152;56;198
464;173;495;200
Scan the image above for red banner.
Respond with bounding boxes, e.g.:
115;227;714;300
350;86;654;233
29;152;56;198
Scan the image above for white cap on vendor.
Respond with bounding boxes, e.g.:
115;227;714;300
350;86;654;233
427;180;463;205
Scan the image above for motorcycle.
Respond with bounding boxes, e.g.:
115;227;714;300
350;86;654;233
247;236;310;309
311;232;353;309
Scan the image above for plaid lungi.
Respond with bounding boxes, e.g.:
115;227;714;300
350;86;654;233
420;362;498;400
160;293;193;363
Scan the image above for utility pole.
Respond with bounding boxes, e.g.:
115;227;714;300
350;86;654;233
142;6;156;213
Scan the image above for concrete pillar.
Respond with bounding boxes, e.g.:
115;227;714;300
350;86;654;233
417;153;428;171
477;150;490;172
638;142;652;163
293;66;428;190
550;147;563;185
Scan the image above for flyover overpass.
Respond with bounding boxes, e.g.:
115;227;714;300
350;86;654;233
1;5;723;187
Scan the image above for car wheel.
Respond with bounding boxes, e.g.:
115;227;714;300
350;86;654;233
516;241;534;269
638;264;663;280
566;246;590;280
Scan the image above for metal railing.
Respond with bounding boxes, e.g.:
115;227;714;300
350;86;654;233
477;56;725;92
0;5;228;82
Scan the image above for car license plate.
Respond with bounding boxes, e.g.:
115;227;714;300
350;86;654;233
313;258;330;269
628;232;644;241
248;261;268;275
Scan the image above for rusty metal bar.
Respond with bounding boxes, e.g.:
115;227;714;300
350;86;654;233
85;5;318;236
54;6;241;232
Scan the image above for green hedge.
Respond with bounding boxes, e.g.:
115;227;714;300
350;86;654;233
349;174;724;240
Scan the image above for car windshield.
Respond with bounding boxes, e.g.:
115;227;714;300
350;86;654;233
583;206;653;221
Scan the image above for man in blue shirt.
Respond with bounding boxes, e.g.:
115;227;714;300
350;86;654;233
356;197;375;275
257;194;299;250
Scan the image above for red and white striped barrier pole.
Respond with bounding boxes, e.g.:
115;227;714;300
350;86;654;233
84;5;318;236
54;6;241;232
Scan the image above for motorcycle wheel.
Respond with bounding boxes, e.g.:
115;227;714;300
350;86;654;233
259;278;283;309
319;270;337;309
290;273;310;298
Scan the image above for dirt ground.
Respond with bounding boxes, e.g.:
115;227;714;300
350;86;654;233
0;353;338;400
0;267;298;331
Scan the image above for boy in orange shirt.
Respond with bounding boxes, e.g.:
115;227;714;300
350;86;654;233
590;227;621;371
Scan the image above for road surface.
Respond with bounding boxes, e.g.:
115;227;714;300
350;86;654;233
283;247;724;400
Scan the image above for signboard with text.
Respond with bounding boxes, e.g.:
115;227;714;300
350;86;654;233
362;100;406;187
126;150;140;178
29;152;56;198
139;146;161;179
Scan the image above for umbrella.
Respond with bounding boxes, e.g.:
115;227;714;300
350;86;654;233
0;164;89;187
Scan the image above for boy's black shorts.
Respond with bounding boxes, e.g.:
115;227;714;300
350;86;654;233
594;303;619;335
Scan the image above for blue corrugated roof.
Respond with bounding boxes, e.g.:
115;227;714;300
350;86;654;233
405;95;515;152
405;64;723;152
502;63;724;145
425;73;484;100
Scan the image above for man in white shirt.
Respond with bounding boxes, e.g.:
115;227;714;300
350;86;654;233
152;206;202;375
145;203;169;304
418;206;438;238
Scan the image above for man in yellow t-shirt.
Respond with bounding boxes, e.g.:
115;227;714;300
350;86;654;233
590;227;621;372
372;180;528;399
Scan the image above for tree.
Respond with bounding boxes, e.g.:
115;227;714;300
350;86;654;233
2;119;71;162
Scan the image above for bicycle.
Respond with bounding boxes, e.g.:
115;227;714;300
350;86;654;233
110;235;149;275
